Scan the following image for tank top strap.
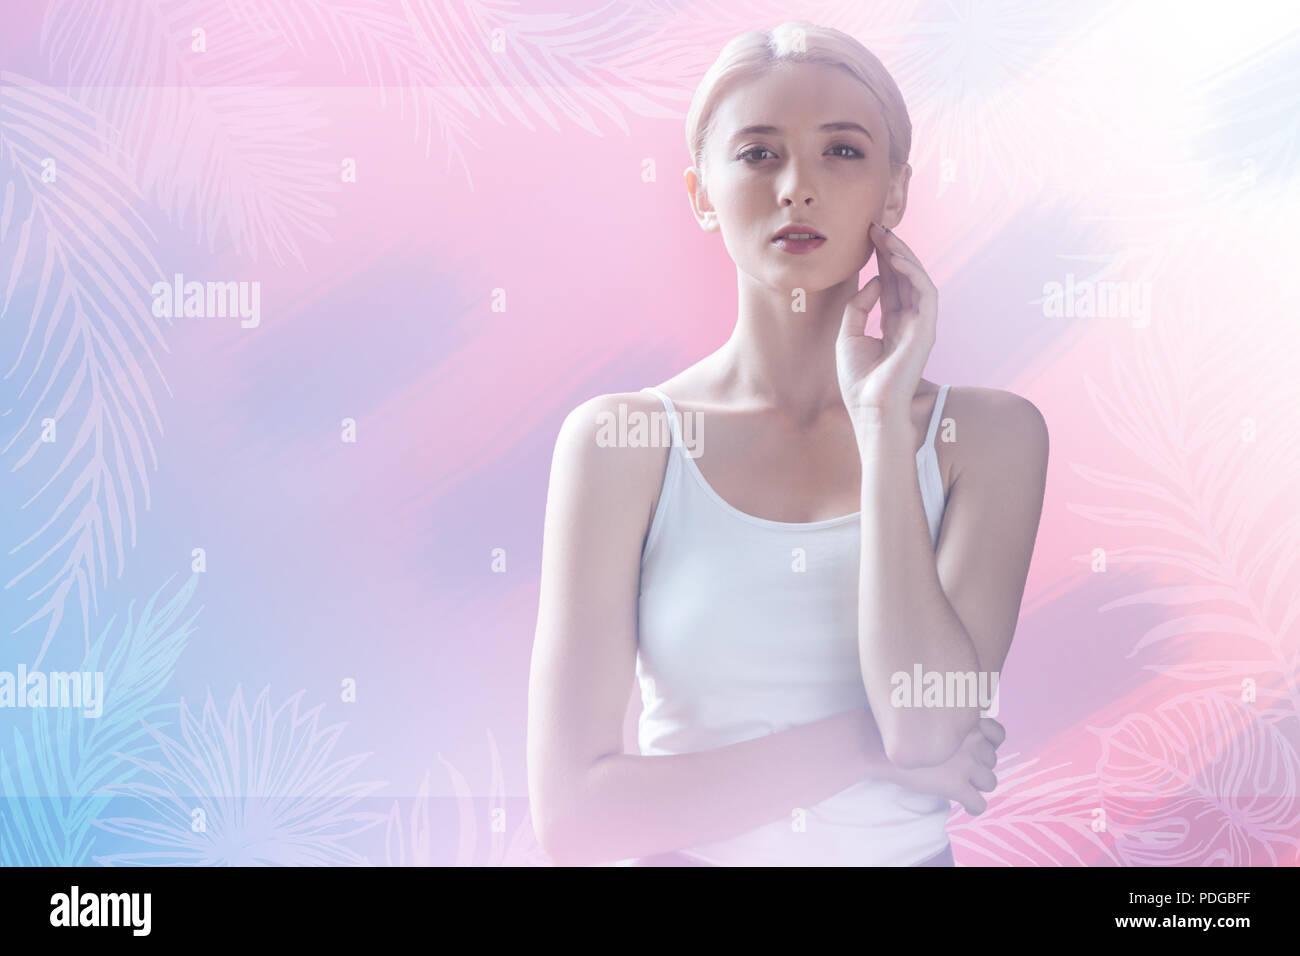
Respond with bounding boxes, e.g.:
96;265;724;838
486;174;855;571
638;386;688;560
924;384;951;450
640;386;683;447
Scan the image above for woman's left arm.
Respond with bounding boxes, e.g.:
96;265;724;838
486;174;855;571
856;391;1048;769
838;224;1049;769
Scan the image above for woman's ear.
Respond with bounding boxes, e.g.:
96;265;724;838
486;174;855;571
685;166;719;232
882;162;912;231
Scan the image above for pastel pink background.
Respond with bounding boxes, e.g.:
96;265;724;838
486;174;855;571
0;1;1296;865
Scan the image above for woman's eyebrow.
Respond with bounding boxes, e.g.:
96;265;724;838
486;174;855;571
729;121;874;143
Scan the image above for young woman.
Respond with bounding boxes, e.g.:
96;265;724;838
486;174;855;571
527;22;1048;866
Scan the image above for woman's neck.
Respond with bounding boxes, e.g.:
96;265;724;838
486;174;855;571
714;270;865;421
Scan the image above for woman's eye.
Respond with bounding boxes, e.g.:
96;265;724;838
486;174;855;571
738;144;863;163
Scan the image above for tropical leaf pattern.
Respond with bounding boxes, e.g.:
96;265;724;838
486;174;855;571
1067;191;1300;865
90;684;386;865
385;729;550;866
0;573;198;865
0;0;1292;869
42;0;338;267
948;752;1122;867
1093;693;1300;866
226;0;697;191
1069;288;1300;693
0;72;166;664
869;0;1088;200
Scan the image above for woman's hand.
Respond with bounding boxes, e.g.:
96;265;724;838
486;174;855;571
836;223;939;423
889;717;1004;816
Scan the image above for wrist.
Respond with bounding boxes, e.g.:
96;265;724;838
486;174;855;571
848;399;909;430
852;414;914;457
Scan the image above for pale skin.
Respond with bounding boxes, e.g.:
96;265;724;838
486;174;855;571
527;61;1048;866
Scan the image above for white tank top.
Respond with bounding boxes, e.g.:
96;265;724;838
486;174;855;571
631;383;953;866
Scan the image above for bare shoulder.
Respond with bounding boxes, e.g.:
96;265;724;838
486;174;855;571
551;391;672;532
943;385;1049;480
555;391;673;461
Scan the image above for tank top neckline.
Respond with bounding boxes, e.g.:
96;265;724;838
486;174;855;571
640;384;951;532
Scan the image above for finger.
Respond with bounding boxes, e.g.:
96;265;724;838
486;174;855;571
958;788;988;816
874;228;933;315
878;228;932;304
969;767;997;792
978;717;1006;747
838;275;881;340
878;227;921;264
972;738;997;769
871;224;902;315
885;252;937;324
876;227;916;308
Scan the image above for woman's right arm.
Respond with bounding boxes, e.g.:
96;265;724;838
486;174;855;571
526;393;900;867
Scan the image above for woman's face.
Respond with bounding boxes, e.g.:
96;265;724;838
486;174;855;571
689;60;910;293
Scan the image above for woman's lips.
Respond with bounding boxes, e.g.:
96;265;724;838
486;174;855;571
771;236;827;254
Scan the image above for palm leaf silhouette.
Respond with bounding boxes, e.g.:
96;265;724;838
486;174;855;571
42;0;337;267
1067;286;1300;713
870;0;1093;200
228;0;700;190
1066;174;1300;861
947;752;1121;866
0;72;167;664
227;0;480;183
0;572;199;865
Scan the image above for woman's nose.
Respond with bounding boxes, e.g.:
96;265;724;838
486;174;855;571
778;168;818;206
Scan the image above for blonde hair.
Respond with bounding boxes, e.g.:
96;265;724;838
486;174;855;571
685;21;911;185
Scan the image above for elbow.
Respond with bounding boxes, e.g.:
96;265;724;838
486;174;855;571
530;747;626;866
533;800;582;867
530;780;605;868
534;815;577;867
530;788;583;867
534;810;607;868
531;801;560;863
